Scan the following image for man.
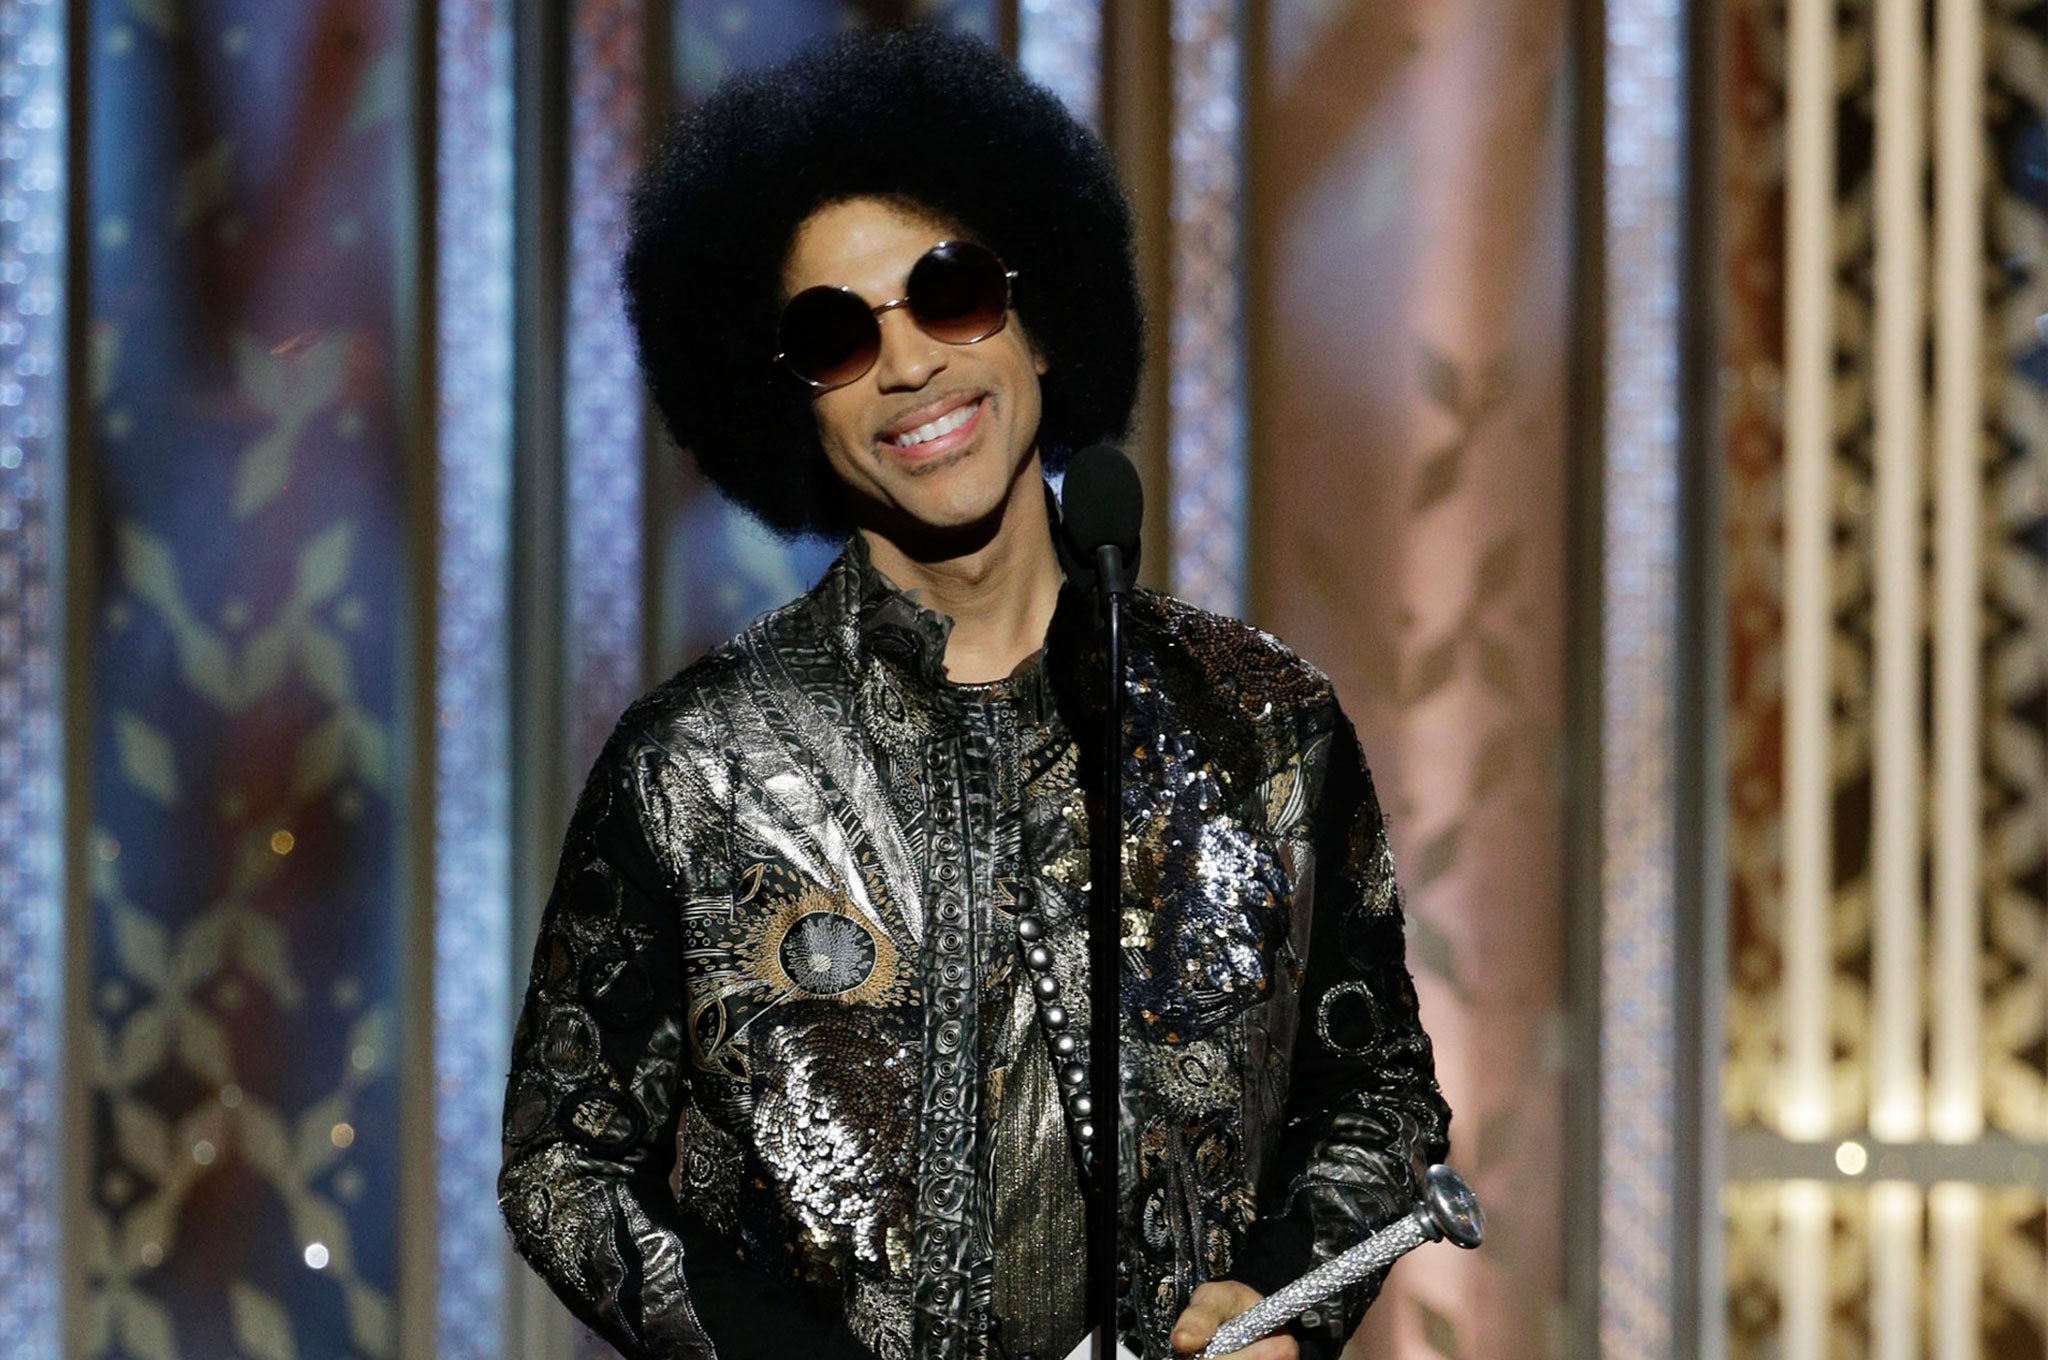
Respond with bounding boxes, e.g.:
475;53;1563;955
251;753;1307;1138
499;26;1449;1360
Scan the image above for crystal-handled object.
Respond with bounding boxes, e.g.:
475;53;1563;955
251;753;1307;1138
1198;1166;1483;1358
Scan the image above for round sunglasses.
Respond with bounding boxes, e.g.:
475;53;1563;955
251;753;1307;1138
774;239;1019;391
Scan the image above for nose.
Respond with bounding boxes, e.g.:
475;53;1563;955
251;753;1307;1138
871;306;947;391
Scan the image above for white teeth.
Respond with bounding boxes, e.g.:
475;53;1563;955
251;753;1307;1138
891;400;978;448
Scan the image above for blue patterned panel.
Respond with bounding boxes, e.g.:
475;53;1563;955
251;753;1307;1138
565;0;649;780
86;2;409;1356
435;1;515;1359
1018;0;1101;127
1168;0;1249;619
0;2;68;1358
1602;0;1684;1355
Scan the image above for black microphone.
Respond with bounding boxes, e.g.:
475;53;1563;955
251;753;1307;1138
1059;443;1143;596
1058;442;1142;1360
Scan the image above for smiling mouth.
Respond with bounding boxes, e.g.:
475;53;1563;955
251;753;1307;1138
888;398;982;449
883;398;984;456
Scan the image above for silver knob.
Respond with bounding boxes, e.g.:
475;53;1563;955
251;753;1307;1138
1197;1164;1483;1358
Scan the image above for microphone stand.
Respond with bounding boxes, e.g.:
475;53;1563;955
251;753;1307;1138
1087;544;1127;1360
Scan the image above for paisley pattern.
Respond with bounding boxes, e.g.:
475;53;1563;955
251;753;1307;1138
500;531;1450;1360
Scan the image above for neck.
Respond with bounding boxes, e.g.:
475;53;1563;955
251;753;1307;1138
860;462;1064;684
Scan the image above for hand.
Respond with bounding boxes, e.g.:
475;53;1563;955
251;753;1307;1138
1169;1281;1300;1359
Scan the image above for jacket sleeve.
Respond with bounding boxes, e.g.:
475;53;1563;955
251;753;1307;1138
1230;705;1453;1356
498;729;717;1359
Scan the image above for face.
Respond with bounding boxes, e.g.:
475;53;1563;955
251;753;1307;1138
781;197;1048;541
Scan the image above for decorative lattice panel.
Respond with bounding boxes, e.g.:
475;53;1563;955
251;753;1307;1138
1723;0;2048;1356
82;4;411;1357
1983;0;2048;1145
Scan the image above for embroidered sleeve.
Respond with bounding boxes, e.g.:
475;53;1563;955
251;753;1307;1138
1232;703;1452;1354
498;729;718;1360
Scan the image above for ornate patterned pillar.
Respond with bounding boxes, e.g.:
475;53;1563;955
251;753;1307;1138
1600;0;1693;1354
434;0;517;1357
1167;0;1247;617
563;0;648;782
1018;0;1101;129
0;1;68;1356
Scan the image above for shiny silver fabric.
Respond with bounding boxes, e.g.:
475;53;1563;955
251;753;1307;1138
499;534;1450;1360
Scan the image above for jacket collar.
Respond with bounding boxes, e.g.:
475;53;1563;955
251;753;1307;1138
811;500;1073;721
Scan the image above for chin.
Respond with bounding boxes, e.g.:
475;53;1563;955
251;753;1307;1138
899;493;1006;535
890;464;1017;525
845;431;1042;551
861;480;1017;557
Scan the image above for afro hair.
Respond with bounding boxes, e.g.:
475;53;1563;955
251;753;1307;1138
621;25;1144;537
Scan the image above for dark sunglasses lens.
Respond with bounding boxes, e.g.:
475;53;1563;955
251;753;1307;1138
780;287;880;386
908;242;1010;344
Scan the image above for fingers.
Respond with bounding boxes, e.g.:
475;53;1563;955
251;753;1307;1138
1169;1281;1244;1353
1190;1334;1298;1360
1168;1282;1300;1359
1170;1326;1300;1360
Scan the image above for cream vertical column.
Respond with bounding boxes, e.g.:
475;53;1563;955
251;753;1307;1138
1870;0;1926;1151
1870;0;1928;1346
1779;1182;1832;1360
1929;1183;1981;1360
1780;0;1835;1351
1930;0;1983;1155
1930;0;1984;1353
1869;1184;1925;1360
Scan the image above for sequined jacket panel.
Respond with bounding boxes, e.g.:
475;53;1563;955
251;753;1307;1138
498;540;1451;1360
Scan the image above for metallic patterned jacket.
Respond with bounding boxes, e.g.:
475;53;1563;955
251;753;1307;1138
499;533;1450;1360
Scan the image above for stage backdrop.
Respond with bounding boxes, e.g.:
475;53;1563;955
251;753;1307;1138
81;4;414;1359
1248;3;1573;1358
1718;0;2048;1357
0;2;1589;1359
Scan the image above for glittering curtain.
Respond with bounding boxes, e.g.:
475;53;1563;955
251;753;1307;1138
83;2;411;1358
1247;2;1572;1357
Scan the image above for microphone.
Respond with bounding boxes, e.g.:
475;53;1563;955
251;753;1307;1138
1059;444;1143;596
1058;443;1142;1360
